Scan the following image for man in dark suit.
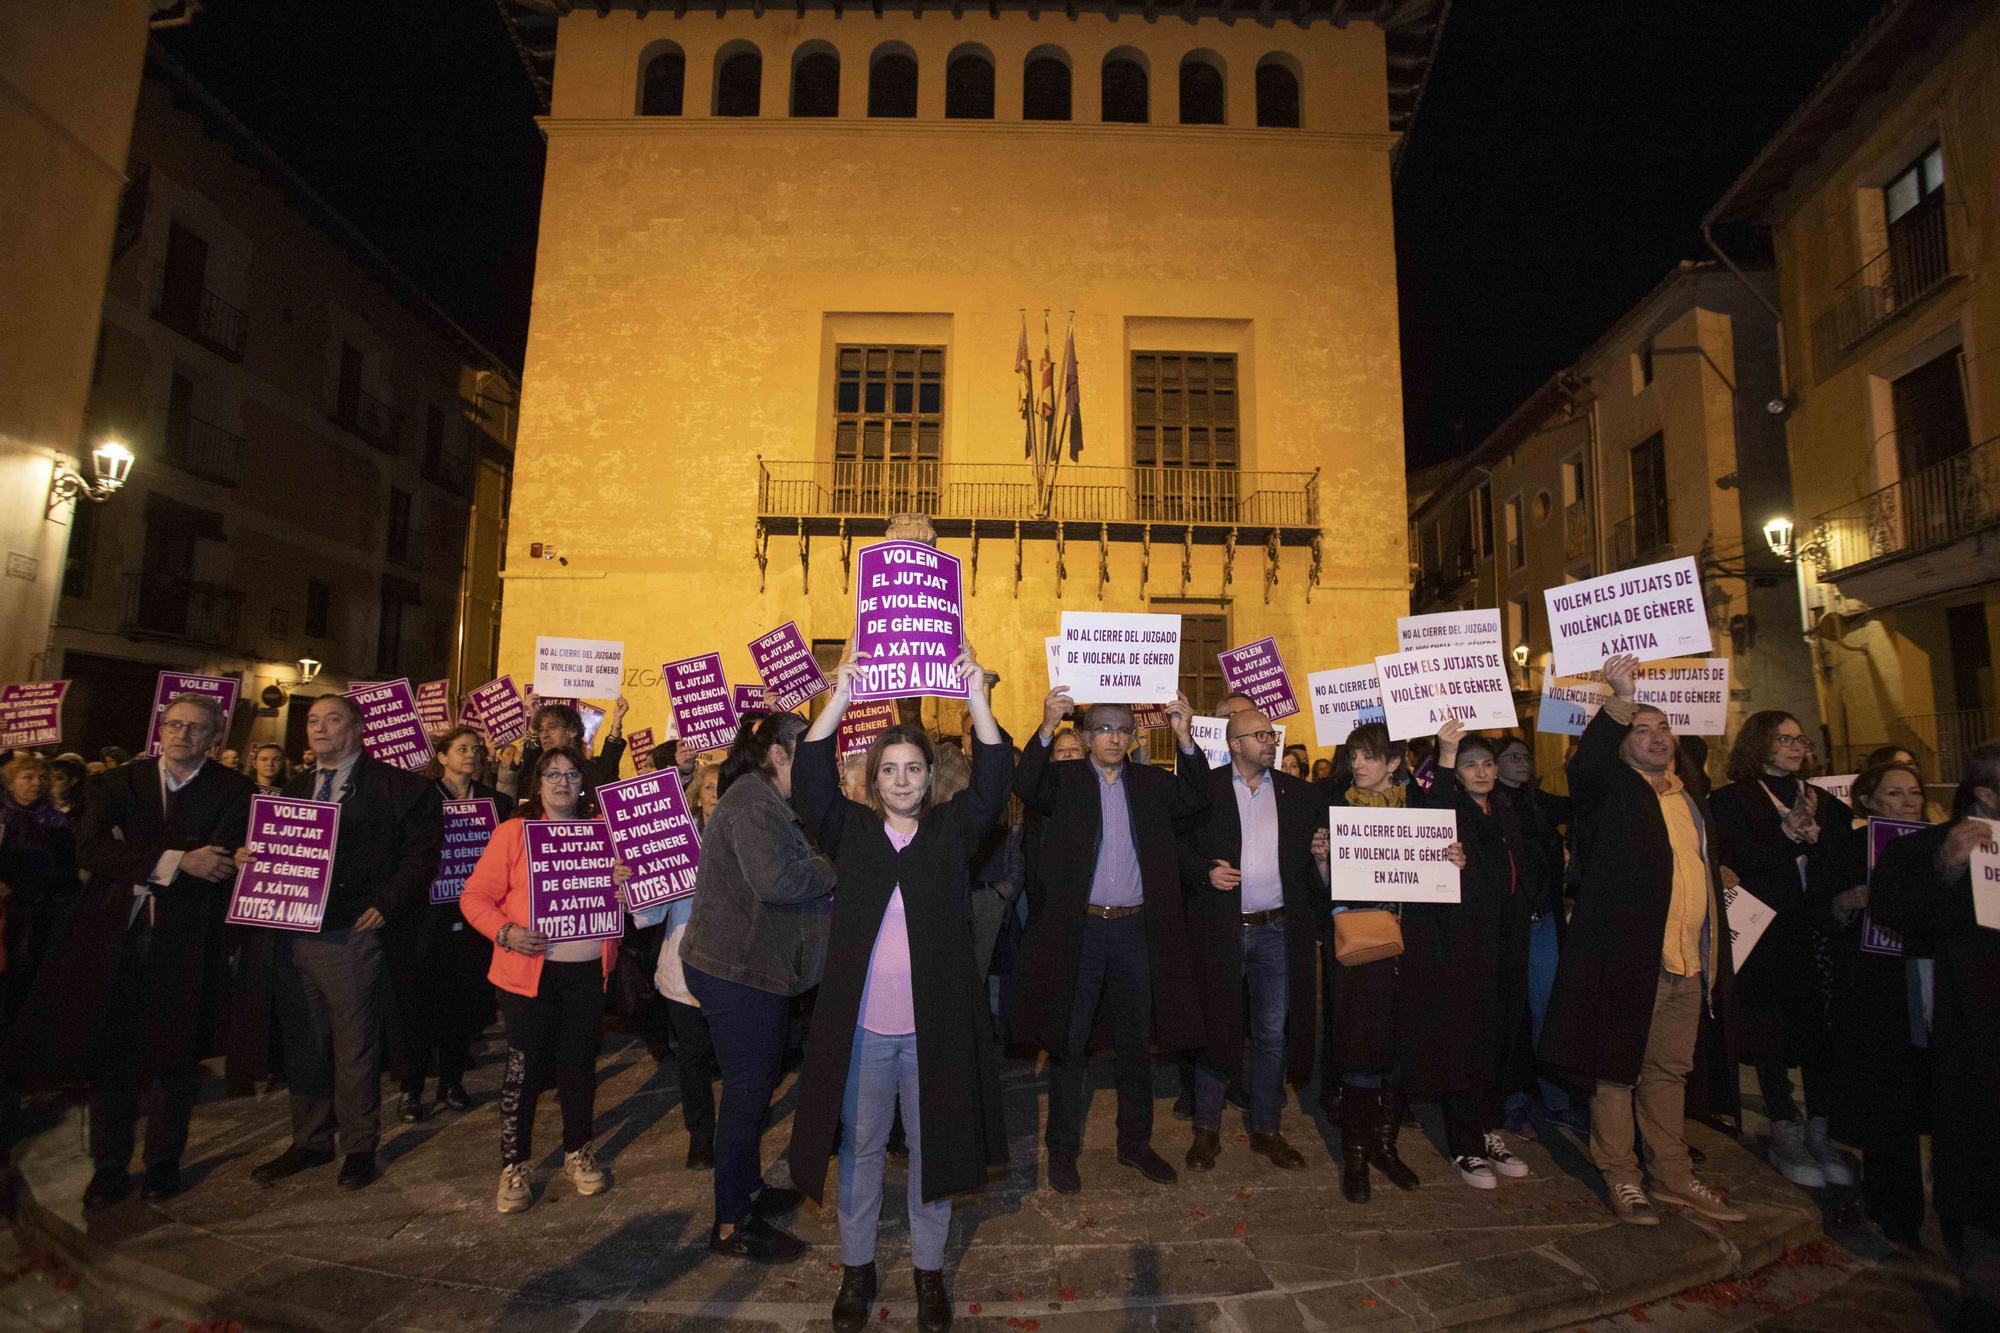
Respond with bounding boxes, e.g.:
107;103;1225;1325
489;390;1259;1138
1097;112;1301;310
50;693;252;1208
247;693;443;1191
1011;686;1208;1193
1177;707;1325;1172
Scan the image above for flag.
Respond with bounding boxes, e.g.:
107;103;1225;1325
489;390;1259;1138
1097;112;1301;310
1037;322;1056;465
1060;323;1083;461
1017;316;1035;459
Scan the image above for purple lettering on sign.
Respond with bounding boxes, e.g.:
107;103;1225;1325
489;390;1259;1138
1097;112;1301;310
599;770;702;913
226;795;340;932
431;799;498;905
465;676;529;748
1216;636;1300;720
524;820;623;943
627;727;658;774
731;684;771;716
838;700;898;757
416;679;454;736
146;672;240;757
347;678;432;772
748;620;832;712
851;541;967;702
663;653;738;754
1861;816;1930;957
0;681;68;748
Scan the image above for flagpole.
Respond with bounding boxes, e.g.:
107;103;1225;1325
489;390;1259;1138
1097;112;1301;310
1048;310;1075;506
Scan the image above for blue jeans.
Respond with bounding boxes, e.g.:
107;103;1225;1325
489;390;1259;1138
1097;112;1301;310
1508;913;1571;1115
1195;920;1288;1134
839;1027;950;1270
685;963;790;1227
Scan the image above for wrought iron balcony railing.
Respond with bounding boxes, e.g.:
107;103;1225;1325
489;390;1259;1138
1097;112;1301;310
1611;500;1672;570
1563;501;1592;562
1889;706;2000;787
1811;204;1952;373
165;413;245;487
1810;435;2000;580
153;269;248;360
120;573;243;646
332;386;403;452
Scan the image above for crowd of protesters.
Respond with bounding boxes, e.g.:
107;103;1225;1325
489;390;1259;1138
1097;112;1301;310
0;641;1996;1333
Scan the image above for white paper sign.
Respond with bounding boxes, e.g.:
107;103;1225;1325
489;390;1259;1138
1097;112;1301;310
1056;612;1181;704
1971;820;2000;931
1190;716;1284;770
1374;646;1518;741
1544;556;1712;678
1536;677;1605;736
1397;609;1502;653
1046;635;1067;689
1809;773;1857;804
1536;658;1731;736
1326;807;1461;904
1308;664;1387;748
1724;883;1776;970
533;636;625;699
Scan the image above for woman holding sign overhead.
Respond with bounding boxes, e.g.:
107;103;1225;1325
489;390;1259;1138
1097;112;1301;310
460;746;620;1215
788;641;1011;1333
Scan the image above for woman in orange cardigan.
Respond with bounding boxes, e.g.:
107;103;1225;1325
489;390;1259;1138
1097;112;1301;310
461;746;623;1214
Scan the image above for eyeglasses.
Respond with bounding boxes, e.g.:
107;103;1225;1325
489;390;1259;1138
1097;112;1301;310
159;720;210;736
1772;735;1812;750
1089;725;1134;738
1231;730;1278;744
542;770;583;786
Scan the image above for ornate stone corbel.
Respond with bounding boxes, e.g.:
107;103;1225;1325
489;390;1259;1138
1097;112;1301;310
1263;530;1281;604
1180;526;1193;595
1097;523;1110;601
799;530;811;595
1013;521;1023;598
1140;523;1152;596
969;519;979;595
1307;530;1323;602
754;520;770;594
1223;527;1238;591
839;519;853;594
1055;522;1068;599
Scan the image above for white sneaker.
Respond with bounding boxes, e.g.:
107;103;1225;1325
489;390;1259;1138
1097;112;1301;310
1652;1176;1748;1223
1806;1117;1855;1186
1483;1132;1531;1179
564;1144;608;1196
496;1162;532;1213
1768;1118;1825;1188
1453;1155;1497;1190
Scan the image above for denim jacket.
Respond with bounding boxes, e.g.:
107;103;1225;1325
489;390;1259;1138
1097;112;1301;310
680;770;835;996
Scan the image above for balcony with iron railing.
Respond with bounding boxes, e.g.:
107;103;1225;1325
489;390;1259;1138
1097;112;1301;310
755;459;1320;542
1889;706;2000;787
165;414;245;487
119;573;243;646
1811;204;1953;372
421;425;476;492
1412;546;1476;608
331;386;403;452
1810;435;2000;580
1611;500;1672;570
153;268;248;361
1563;500;1592;562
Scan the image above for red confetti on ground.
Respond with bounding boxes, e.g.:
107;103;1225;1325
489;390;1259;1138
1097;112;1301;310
1059;1288;1076;1302
1236;1188;1251;1200
1234;1134;1249;1143
1006;1319;1022;1328
828;1262;842;1272
1233;1221;1246;1236
1190;1207;1207;1219
1022;1321;1040;1331
877;1308;890;1322
968;1303;982;1315
54;1272;76;1292
1387;1278;1400;1287
1012;1287;1025;1301
1361;1297;1377;1308
1625;1306;1652;1322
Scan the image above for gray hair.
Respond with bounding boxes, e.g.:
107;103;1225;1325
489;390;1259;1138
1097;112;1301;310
1081;702;1135;733
162;692;228;735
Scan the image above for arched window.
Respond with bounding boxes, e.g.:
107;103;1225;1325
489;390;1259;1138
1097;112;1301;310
1023;49;1071;121
1101;51;1147;124
1179;52;1224;125
1255;56;1300;128
869;44;917;118
945;46;994;119
714;44;762;117
791;45;840;117
639;43;685;116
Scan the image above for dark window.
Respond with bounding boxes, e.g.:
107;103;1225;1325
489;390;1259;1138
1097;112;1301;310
869;51;917;117
305;578;332;638
1638;340;1655;387
716;48;762;116
160;221;208;323
1892;348;1970;476
1146;610;1227;760
1179;57;1224;125
945;51;993;118
388;488;413;562
1101;57;1147;123
335;342;363;422
640;46;685;115
1946;602;1994;713
423;404;445;475
166;372;194;461
377;594;406;675
1474;480;1493;557
1886;143;1945;225
792;50;840;117
1131;352;1238;521
1254;60;1299;127
1629;432;1669;554
1023;55;1070;121
833;345;944;513
1887;143;1949;305
62;498;98;599
1505;494;1525;570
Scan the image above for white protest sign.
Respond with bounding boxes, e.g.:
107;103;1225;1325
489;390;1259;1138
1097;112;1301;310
1723;883;1776;970
1397;609;1502;653
1971;820;2000;931
1536;658;1731;736
533;636;625;699
1308;664;1387;748
1046;635;1067;689
1373;646;1517;741
1810;773;1857;805
1056;612;1181;704
1326;807;1461;904
1545;556;1711;678
1536;677;1604;736
1188;716;1285;769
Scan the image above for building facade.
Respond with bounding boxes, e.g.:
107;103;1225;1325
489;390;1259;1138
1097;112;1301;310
496;0;1441;747
1408;262;1814;780
51;51;519;757
1708;0;1999;780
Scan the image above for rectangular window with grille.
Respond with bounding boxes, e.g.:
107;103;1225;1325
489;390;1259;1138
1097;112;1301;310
833;344;943;515
1147;609;1229;762
1132;351;1239;522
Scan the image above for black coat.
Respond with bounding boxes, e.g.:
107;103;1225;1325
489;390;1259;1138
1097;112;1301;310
786;731;1012;1205
1825;823;1929;1145
1870;819;2000;1233
1008;736;1211;1057
1539;708;1728;1091
280;753;444;931
9;758;251;1084
1176;765;1322;1088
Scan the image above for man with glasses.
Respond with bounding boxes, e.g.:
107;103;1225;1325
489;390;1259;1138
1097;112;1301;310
248;694;442;1192
1011;686;1209;1193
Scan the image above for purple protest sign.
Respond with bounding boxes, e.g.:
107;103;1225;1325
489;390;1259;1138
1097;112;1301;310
465;676;529;748
838;700;898;757
416;680;454;736
627;727;659;773
1861;816;1930;957
598;770;701;913
524;820;623;943
430;798;498;905
852;540;966;701
748;620;832;712
0;682;68;748
732;684;772;716
147;671;241;756
663;653;738;754
1217;636;1300;720
346;678;432;772
226;795;339;932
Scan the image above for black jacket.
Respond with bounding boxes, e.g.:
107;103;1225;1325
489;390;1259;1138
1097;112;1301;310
280;753;443;930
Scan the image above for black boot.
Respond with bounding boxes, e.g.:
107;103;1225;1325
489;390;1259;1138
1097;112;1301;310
1339;1086;1372;1204
1368;1090;1421;1192
914;1266;953;1331
831;1261;877;1332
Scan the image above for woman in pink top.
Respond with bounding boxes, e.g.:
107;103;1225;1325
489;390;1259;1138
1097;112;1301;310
787;642;1012;1333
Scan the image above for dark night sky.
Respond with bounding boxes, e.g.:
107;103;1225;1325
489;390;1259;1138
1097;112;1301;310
161;1;1883;467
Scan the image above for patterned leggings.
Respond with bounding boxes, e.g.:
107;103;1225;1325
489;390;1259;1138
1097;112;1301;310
496;960;604;1165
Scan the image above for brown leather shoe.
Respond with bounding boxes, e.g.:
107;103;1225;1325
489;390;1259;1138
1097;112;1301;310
1185;1129;1220;1171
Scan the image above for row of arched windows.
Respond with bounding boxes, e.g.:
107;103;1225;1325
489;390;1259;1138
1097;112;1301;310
639;42;1302;127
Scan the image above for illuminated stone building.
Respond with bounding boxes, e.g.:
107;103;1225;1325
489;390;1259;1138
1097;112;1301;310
495;0;1443;746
